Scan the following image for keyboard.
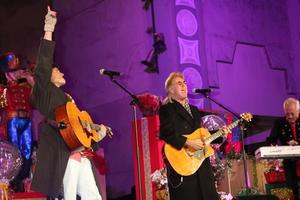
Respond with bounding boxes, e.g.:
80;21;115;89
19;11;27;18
255;146;300;159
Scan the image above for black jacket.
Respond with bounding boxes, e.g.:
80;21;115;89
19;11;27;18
159;100;201;149
159;100;219;200
31;39;70;197
30;39;100;197
266;116;300;145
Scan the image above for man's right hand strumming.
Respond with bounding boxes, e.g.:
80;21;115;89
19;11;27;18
185;138;204;151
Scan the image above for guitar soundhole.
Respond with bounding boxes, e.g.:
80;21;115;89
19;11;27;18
84;128;93;138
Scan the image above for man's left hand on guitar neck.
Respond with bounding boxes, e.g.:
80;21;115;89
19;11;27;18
96;124;113;140
84;122;113;141
220;126;230;138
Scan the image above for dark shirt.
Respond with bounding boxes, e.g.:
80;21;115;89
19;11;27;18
159;99;219;200
30;39;70;197
266;116;300;145
159;100;201;150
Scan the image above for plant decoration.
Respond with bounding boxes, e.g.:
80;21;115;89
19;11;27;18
271;188;293;200
210;148;234;199
210;153;228;187
237;187;260;196
137;92;162;117
210;144;242;187
150;167;169;200
225;147;242;160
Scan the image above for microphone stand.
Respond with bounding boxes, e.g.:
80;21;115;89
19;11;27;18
202;92;251;191
107;75;143;200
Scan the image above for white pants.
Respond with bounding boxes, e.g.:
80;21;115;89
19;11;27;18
63;157;102;200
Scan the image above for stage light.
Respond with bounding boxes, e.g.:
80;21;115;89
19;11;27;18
141;33;166;73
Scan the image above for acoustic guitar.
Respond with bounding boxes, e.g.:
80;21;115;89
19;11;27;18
164;112;252;176
55;102;110;151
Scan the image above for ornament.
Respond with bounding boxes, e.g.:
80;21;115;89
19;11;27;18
0;142;23;182
202;114;226;132
0;142;23;199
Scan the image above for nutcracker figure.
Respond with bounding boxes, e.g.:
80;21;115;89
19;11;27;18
0;52;34;191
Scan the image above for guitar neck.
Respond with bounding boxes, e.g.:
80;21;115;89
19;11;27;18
204;119;241;144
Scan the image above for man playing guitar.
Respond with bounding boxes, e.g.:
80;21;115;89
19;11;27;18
30;7;110;200
159;72;231;200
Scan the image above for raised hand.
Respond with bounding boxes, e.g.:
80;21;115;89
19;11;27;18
43;6;57;40
44;6;57;32
47;6;57;17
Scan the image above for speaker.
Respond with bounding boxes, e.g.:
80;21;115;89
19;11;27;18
236;195;279;200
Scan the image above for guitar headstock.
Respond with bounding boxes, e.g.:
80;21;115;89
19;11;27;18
240;112;253;122
106;126;113;138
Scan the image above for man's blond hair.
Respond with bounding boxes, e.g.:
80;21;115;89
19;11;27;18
163;72;184;103
283;97;300;111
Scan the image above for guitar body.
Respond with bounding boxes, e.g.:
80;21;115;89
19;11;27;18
164;112;252;176
164;128;215;176
55;102;99;150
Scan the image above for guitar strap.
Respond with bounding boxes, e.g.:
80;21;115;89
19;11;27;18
65;92;75;103
44;118;67;130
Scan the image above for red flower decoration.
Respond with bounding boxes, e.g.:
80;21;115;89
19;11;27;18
137;93;162;117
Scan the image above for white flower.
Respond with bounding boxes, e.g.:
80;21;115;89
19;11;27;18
151;168;168;188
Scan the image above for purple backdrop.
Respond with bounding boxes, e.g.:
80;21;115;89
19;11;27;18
1;0;300;198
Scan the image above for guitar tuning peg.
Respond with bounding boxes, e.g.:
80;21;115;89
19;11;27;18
105;126;113;138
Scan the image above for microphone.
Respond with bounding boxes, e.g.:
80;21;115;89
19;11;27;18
99;69;121;77
192;88;212;94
